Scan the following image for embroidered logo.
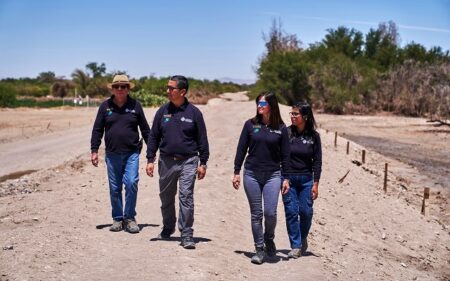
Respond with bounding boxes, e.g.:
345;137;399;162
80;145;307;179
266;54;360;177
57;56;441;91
180;117;193;123
106;108;113;116
253;125;261;133
163;114;172;122
125;108;136;113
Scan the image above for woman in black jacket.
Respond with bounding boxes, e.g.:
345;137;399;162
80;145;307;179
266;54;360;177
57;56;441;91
283;102;322;259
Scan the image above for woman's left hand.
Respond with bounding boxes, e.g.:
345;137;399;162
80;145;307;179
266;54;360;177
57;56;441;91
281;179;290;195
311;182;319;200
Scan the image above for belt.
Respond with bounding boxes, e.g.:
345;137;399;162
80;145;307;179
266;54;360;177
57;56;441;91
163;155;191;161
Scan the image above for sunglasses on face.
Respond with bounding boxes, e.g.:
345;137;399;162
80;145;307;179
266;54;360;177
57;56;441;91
167;86;180;91
112;85;129;90
289;112;301;117
258;101;268;107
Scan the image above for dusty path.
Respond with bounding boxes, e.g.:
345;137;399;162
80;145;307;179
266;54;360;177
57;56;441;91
0;93;449;281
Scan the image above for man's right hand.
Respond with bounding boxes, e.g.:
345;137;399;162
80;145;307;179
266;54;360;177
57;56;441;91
146;163;154;177
91;152;99;167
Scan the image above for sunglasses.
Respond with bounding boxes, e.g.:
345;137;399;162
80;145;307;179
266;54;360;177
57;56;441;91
258;101;268;107
167;86;180;91
289;112;301;117
112;85;129;90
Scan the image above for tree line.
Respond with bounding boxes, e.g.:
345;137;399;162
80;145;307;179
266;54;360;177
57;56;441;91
252;20;450;120
0;63;247;107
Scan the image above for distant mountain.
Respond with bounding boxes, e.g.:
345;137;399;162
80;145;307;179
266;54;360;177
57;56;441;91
218;77;256;85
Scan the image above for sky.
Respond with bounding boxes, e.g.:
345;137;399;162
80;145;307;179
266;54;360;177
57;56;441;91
0;0;449;83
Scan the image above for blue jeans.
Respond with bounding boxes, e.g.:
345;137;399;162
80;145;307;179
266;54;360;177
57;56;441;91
243;169;282;248
282;174;314;249
105;152;140;221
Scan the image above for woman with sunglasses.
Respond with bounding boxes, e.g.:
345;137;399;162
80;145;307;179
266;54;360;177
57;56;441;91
232;92;290;264
283;102;322;259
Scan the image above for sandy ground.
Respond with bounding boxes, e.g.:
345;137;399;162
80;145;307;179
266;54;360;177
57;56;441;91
0;93;449;281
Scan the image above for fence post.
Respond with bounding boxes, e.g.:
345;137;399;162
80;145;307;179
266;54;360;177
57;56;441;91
346;141;350;155
421;188;430;215
383;163;388;192
334;132;338;147
362;150;366;164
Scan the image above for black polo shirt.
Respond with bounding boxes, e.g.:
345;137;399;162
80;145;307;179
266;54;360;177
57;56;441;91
234;119;290;175
146;98;210;165
91;96;150;153
285;125;322;182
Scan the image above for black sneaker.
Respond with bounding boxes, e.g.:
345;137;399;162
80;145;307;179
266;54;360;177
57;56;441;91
180;236;196;249
251;247;265;264
264;239;276;257
301;238;308;254
157;227;175;240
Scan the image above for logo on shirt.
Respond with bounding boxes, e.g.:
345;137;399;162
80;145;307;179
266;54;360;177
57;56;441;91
300;136;314;145
125;108;136;113
270;129;282;135
163;114;172;122
180;117;193;123
106;108;113;116
253;125;261;133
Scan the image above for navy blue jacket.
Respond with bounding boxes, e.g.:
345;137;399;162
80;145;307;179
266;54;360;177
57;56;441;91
234;119;290;175
286;125;322;182
146;99;209;165
91;96;150;153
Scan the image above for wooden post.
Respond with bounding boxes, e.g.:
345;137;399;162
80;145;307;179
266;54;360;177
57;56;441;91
421;188;430;215
362;150;366;164
334;132;338;147
346;141;350;155
383;163;388;192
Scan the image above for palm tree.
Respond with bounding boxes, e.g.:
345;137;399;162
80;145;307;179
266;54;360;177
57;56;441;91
71;69;89;96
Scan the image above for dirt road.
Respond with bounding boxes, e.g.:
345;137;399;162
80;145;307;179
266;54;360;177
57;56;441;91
0;93;449;281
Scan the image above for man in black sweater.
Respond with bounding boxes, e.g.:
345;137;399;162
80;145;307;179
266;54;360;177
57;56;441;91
146;75;209;249
91;74;150;234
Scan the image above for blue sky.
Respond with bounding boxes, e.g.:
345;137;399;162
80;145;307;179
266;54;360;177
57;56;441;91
0;0;449;82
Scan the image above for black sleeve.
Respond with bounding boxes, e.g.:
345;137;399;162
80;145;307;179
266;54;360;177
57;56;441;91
146;108;163;163
90;103;106;153
137;102;151;145
195;109;210;165
280;125;291;176
312;132;322;182
233;121;250;174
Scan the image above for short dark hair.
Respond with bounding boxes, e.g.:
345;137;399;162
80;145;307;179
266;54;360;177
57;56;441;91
292;101;317;136
252;91;284;129
170;75;189;92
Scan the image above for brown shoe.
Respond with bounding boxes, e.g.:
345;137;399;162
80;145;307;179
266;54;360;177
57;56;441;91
125;219;140;234
287;248;301;259
110;220;124;232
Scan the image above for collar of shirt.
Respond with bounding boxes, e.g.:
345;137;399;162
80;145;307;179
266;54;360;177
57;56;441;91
108;95;133;110
169;97;189;111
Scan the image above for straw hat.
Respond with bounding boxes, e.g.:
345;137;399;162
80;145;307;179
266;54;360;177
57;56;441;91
107;74;135;89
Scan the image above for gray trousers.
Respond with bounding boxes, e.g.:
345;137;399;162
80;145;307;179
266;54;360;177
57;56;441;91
158;155;199;237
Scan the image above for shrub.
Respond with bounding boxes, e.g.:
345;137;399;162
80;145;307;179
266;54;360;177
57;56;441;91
0;84;17;107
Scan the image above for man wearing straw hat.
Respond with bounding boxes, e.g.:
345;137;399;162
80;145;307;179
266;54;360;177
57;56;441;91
91;74;150;233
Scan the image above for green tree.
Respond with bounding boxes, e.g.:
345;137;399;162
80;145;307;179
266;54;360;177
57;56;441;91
71;69;90;96
86;62;106;78
37;71;56;83
322;26;363;58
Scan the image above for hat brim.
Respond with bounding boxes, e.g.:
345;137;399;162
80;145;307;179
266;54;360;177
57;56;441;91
107;82;135;90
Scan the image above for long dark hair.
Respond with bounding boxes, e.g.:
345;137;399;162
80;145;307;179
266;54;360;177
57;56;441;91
292;101;317;136
251;92;284;129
